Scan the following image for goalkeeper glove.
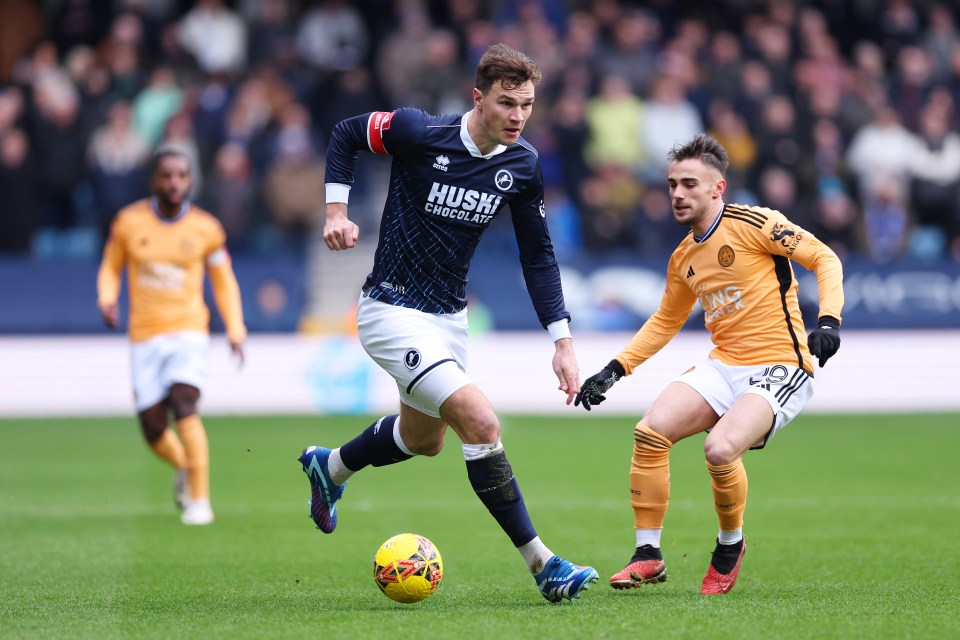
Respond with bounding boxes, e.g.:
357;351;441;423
807;315;841;367
574;359;626;411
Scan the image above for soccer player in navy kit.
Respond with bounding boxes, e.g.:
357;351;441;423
297;44;599;603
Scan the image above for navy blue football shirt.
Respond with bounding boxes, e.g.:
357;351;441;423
325;107;569;329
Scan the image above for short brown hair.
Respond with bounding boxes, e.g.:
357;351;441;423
668;134;729;176
475;43;542;93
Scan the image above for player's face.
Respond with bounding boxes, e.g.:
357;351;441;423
667;158;726;232
152;155;193;209
473;80;535;151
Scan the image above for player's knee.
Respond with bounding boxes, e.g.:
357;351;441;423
139;413;167;444
408;431;446;457
703;435;737;466
168;384;200;419
462;409;500;444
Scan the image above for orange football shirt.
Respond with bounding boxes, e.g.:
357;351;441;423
616;203;844;374
97;198;246;343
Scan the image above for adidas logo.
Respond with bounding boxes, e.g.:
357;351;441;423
686;266;695;278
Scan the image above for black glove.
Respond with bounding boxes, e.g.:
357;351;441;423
574;359;626;411
807;315;841;367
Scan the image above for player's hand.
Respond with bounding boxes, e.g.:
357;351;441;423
324;203;359;251
552;337;580;405
99;302;119;328
230;340;245;370
807;316;840;367
574;360;625;411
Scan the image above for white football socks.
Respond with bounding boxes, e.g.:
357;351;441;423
519;536;554;574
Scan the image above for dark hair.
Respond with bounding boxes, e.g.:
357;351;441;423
475;43;542;93
150;146;192;177
667;134;729;176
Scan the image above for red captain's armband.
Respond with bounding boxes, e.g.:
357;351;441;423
367;111;394;155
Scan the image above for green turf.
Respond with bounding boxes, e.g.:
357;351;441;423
1;413;958;639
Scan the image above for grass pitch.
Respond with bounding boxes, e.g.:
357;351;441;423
2;413;958;639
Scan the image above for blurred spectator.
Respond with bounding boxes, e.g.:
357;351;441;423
375;0;432;106
0;127;40;253
889;46;935;131
907;101;960;259
262;103;324;256
296;0;368;74
809;186;861;260
177;0;247;76
578;165;644;250
87;100;149;239
584;73;644;171
862;177;910;262
550;90;590;206
407;29;469;113
707;99;756;197
922;3;960;83
28;68;94;229
131;64;182;146
846;104;914;200
640;73;703;182
751;94;802;193
597;8;659;95
48;0;114;57
200;141;258;251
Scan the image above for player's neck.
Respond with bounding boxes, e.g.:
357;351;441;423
691;201;725;238
466;109;497;155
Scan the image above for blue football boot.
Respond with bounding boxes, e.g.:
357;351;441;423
297;446;347;533
534;555;599;603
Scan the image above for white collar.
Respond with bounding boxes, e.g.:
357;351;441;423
460;110;507;159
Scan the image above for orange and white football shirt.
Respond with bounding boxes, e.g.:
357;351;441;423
97;198;246;344
616;203;844;375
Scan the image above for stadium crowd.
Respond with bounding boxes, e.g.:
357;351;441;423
2;0;960;262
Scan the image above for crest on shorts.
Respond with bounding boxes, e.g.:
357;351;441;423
404;349;422;369
718;245;735;267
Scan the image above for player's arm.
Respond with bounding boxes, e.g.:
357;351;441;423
575;257;695;410
324;109;425;251
207;244;247;367
510;168;580;403
96;218;127;328
762;212;845;366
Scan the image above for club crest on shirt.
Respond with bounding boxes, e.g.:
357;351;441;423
495;169;513;191
718;245;736;267
404;348;422;369
770;222;803;255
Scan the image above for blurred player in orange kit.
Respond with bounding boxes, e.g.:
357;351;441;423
97;147;246;526
575;134;843;594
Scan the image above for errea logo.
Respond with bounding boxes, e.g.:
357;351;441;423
433;155;450;171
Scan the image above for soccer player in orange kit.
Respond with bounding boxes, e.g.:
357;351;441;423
97;148;246;526
575;135;844;594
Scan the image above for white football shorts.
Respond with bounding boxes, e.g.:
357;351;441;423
676;357;815;449
356;294;471;418
130;331;210;411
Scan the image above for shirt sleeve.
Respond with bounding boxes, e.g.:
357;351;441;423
510;161;570;329
206;225;247;343
324;108;426;187
751;210;845;325
615;251;697;375
96;216;127;307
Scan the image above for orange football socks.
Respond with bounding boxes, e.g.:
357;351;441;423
630;423;673;529
707;458;747;532
177;415;209;501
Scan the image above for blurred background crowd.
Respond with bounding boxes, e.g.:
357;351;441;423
2;0;960;265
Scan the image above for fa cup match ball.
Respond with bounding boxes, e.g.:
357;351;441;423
373;533;443;603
